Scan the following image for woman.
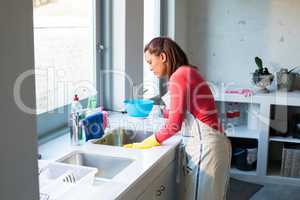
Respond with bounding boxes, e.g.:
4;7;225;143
125;37;231;200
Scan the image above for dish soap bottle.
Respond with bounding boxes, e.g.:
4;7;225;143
71;94;83;114
69;94;85;145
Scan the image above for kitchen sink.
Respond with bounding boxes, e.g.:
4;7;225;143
91;128;153;146
58;152;134;179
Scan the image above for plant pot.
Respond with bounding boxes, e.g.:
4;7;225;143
276;71;296;91
252;74;274;93
292;73;300;90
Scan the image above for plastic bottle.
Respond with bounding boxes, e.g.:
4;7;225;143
226;102;241;126
98;107;108;129
70;94;85;145
71;94;83;114
87;96;97;110
102;111;108;129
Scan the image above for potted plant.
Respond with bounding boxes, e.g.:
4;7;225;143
252;57;274;93
276;67;299;91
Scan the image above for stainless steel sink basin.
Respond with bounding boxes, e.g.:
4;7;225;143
91;128;153;146
58;152;133;179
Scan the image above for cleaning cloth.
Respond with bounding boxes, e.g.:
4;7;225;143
82;112;104;141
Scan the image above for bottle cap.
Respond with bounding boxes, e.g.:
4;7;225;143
74;94;79;101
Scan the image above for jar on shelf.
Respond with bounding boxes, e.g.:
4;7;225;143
226;102;241;127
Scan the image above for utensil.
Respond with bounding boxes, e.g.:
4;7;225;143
131;85;148;99
62;171;76;183
143;89;148;95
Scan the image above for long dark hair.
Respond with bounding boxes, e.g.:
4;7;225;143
144;37;189;78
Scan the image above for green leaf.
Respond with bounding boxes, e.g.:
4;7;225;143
255;57;263;70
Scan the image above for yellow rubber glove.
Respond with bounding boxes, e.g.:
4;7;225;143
123;135;160;149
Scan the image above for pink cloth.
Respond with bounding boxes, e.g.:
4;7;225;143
155;66;222;143
225;89;253;97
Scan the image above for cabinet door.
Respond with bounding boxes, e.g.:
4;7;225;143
137;161;176;200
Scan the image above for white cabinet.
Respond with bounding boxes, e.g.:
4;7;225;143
215;91;300;185
137;161;176;200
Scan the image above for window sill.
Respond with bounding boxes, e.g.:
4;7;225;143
38;128;72;160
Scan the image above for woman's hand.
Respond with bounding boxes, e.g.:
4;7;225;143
123;135;160;149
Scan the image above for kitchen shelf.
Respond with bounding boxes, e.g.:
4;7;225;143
215;94;255;104
214;90;300;185
226;126;259;139
270;136;300;144
215;90;300;107
267;140;300;183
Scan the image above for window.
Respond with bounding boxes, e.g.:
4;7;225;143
143;0;161;99
33;0;99;137
33;0;96;114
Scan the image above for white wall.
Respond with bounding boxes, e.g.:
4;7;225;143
0;0;39;199
186;0;300;87
174;0;188;52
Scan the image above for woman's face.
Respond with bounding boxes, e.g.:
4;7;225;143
145;50;168;78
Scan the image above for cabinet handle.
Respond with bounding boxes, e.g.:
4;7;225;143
156;190;162;197
156;185;166;196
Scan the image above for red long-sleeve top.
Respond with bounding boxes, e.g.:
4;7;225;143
155;66;222;143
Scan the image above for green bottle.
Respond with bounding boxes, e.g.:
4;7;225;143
87;96;97;109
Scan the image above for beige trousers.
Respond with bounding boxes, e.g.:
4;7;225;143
177;115;232;200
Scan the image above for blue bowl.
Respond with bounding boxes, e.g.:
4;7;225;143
124;99;154;118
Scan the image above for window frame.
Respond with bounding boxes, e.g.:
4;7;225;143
37;0;109;141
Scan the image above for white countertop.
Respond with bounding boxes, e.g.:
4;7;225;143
38;112;182;200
